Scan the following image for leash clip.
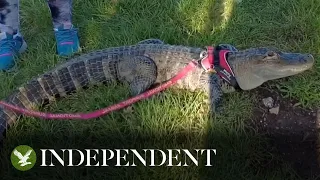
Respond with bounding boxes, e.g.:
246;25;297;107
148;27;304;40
199;47;216;73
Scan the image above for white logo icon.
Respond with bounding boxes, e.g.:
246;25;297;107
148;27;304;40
13;149;33;167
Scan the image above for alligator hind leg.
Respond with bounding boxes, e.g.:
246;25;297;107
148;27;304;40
137;39;164;45
117;55;157;96
200;72;224;113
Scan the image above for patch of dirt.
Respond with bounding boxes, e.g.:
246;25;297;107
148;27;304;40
249;86;320;179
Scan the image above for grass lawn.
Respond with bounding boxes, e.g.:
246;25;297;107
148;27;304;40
0;0;320;179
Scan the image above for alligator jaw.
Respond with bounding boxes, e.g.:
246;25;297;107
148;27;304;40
226;47;315;90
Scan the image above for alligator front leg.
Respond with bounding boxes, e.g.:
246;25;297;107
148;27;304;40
208;74;224;113
200;72;224;114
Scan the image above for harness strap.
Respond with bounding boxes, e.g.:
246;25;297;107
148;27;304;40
201;46;239;89
213;46;239;89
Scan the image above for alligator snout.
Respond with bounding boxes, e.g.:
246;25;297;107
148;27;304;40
282;52;314;69
299;53;314;63
299;53;315;70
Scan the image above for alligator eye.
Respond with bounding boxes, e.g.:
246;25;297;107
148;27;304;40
267;51;276;57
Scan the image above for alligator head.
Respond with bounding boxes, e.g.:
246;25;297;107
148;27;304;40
226;47;315;90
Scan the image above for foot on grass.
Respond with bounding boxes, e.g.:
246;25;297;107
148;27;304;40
54;24;81;57
0;32;27;71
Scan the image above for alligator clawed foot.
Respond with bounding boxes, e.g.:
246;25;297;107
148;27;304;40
123;105;134;114
213;105;224;115
117;55;157;96
210;99;224;115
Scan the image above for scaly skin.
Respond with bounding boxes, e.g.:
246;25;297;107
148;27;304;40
0;39;315;141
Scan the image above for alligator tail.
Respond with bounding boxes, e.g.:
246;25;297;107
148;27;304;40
0;50;158;140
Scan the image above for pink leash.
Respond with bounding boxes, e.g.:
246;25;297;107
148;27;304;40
0;60;199;120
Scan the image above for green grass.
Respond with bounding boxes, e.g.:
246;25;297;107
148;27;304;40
0;0;320;179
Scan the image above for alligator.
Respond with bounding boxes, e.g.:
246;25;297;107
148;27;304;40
0;39;315;140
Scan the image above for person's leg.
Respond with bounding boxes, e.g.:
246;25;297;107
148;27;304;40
47;0;80;56
0;0;27;70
